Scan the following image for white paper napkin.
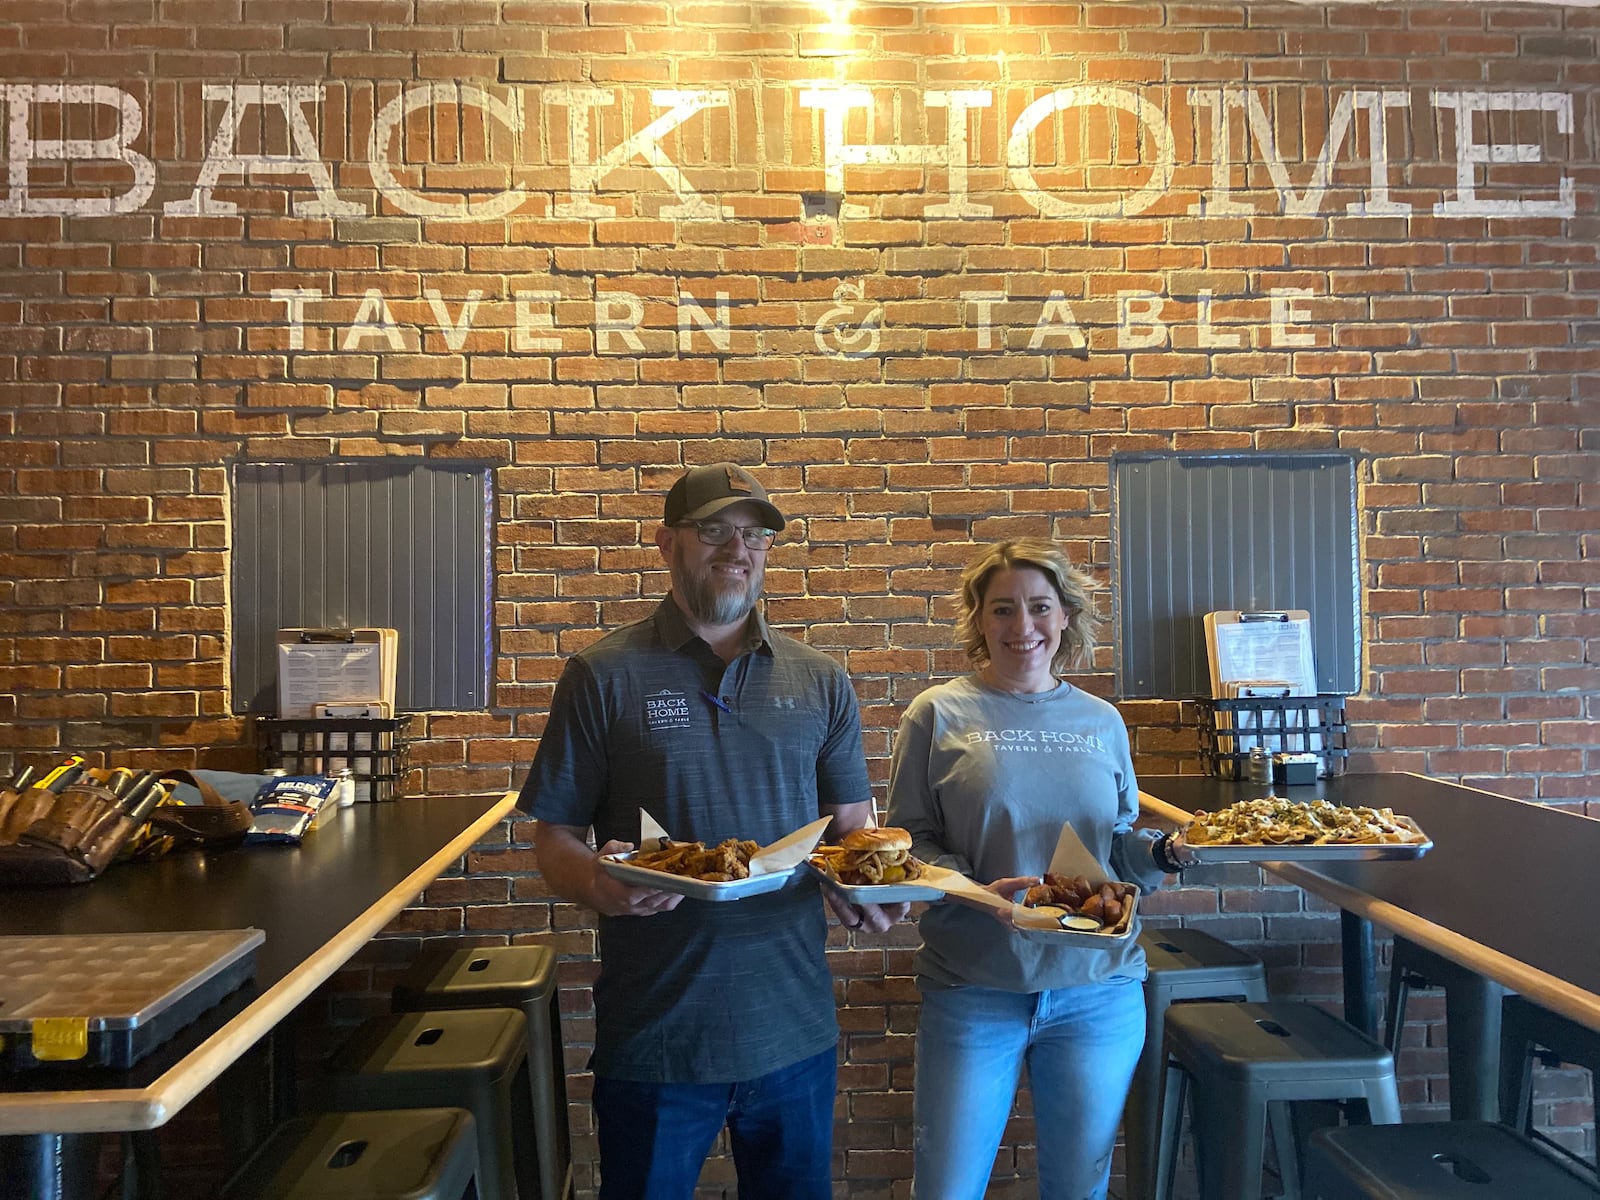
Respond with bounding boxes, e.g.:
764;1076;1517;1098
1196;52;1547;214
630;809;831;877
748;815;832;876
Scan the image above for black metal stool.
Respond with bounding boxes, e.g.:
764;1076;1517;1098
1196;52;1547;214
1499;995;1600;1177
1304;1120;1599;1199
1123;927;1270;1200
1384;936;1505;1120
393;943;572;1200
220;1107;481;1200
1155;1001;1401;1200
325;1008;534;1200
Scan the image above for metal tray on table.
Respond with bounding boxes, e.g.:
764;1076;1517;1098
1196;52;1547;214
1176;816;1433;864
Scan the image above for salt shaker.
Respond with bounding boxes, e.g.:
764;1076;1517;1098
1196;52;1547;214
1248;746;1272;784
334;768;356;808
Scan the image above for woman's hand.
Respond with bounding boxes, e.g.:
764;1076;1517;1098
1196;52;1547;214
981;875;1042;926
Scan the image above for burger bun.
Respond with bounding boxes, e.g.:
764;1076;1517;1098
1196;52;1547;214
840;826;912;854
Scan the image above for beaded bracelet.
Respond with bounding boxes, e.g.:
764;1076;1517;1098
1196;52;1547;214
1152;832;1188;874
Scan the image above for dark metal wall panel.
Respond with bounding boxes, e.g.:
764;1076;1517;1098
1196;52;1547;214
1111;453;1359;699
232;462;491;713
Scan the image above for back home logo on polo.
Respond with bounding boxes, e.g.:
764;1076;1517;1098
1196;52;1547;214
965;729;1108;754
645;689;691;731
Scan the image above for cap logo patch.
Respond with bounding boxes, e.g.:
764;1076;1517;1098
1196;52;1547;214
725;466;752;494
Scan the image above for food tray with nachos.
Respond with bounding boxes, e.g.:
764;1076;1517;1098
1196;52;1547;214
1175;796;1432;863
599;837;798;902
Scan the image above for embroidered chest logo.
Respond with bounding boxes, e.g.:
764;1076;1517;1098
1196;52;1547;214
644;689;691;731
772;696;797;709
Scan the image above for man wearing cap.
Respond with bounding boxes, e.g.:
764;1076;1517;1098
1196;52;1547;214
520;462;903;1199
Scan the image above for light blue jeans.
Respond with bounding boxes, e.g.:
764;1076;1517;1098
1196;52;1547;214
912;977;1146;1200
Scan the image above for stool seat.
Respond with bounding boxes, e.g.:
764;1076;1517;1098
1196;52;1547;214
1169;1002;1400;1088
326;1008;533;1200
393;944;572;1200
1305;1120;1600;1199
220;1107;479;1200
1124;929;1269;1200
1143;927;1268;993
1157;1002;1401;1200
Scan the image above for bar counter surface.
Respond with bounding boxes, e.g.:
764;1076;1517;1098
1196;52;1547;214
0;791;514;1135
1138;773;1600;1035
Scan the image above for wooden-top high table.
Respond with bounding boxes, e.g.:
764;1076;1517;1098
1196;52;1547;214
1138;773;1600;1120
0;791;514;1199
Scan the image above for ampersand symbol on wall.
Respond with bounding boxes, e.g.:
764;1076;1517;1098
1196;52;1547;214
814;281;881;357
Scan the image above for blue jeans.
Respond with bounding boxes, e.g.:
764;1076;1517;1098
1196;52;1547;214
592;1046;836;1200
912;977;1146;1200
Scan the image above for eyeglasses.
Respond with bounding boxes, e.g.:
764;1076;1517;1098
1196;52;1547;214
675;520;778;550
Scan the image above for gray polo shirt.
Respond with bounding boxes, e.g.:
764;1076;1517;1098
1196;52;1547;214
519;596;871;1083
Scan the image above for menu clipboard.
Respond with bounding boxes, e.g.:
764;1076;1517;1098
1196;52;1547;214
276;627;398;719
1204;610;1317;756
1204;610;1316;698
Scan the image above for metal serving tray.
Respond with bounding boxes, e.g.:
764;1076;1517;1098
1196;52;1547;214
0;928;264;1069
599;853;796;902
806;858;945;904
1177;816;1432;863
1011;885;1141;947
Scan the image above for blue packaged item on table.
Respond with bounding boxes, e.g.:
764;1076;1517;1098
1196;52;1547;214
245;776;338;846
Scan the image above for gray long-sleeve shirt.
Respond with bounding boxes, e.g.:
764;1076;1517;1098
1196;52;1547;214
887;674;1167;993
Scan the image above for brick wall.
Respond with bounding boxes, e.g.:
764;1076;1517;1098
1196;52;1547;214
1;2;1596;1195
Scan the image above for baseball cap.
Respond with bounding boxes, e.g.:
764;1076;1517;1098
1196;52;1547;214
663;463;787;532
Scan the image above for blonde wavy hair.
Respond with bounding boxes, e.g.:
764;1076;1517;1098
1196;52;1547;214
955;539;1102;673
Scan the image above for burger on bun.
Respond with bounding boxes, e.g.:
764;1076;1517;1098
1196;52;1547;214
815;827;924;886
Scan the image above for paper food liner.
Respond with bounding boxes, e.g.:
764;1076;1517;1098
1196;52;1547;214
635;809;831;877
923;821;1130;932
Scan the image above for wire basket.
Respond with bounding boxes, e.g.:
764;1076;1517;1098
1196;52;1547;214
256;717;411;802
1197;697;1348;780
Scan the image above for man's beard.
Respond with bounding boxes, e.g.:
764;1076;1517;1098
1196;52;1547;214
678;562;763;627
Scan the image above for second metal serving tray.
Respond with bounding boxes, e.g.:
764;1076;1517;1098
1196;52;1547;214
599;853;797;901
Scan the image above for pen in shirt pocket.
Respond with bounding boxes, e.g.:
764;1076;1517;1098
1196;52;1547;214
700;690;731;713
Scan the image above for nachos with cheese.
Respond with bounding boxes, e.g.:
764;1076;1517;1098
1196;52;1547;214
1184;797;1426;846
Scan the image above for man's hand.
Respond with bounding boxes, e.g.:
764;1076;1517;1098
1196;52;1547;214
587;839;685;917
822;886;910;932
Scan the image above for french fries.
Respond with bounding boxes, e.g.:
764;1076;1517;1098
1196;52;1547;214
624;837;759;882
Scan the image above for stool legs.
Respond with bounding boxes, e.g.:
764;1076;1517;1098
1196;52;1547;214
1192;1079;1274;1200
1127;991;1172;1200
1155;1059;1189;1200
1128;970;1269;1200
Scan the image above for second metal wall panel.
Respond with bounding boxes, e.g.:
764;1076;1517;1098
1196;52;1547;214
1112;453;1360;699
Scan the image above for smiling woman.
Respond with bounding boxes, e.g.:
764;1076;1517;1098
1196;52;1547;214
887;536;1189;1200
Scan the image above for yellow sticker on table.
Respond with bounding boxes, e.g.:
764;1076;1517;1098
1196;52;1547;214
31;1018;89;1060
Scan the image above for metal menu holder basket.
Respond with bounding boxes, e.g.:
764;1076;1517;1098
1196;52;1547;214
257;716;412;802
1197;696;1348;780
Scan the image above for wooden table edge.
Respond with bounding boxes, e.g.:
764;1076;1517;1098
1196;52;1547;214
1136;784;1600;1033
0;791;517;1135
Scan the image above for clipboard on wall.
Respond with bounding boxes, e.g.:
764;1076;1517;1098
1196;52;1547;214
276;627;398;719
1204;610;1317;757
